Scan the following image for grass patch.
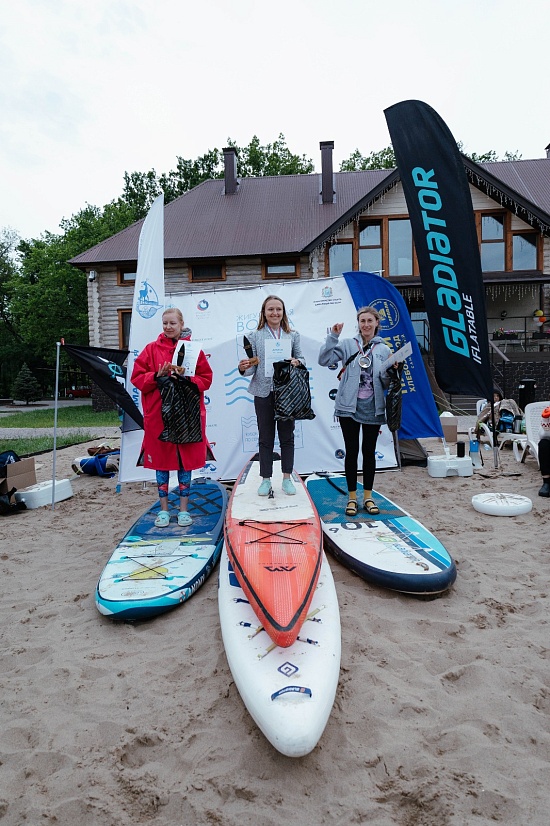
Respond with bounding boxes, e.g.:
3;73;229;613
0;433;98;457
0;407;120;428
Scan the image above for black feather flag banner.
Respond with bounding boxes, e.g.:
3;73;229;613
384;99;493;398
62;343;144;429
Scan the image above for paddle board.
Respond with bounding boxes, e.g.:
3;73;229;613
305;473;456;595
224;458;323;648
218;544;341;758
96;478;227;620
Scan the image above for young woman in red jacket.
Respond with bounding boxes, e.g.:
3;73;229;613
131;308;212;527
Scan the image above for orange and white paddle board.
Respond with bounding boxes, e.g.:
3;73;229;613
224;458;322;648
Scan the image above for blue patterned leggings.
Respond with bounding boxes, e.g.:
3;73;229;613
156;469;192;499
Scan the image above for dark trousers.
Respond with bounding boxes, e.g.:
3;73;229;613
339;416;380;492
254;393;295;477
540;438;550;476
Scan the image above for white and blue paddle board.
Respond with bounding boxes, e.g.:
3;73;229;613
218;544;341;758
96;479;227;620
305;473;456;595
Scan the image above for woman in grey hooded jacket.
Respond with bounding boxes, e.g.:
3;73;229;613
318;306;391;516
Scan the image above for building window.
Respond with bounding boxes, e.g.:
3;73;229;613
262;260;299;279
480;213;505;271
119;310;131;349
512;233;537;270
328;243;353;277
388;218;413;276
358;222;382;273
190;263;225;282
117;266;137;285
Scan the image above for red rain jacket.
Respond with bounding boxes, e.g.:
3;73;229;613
131;332;212;472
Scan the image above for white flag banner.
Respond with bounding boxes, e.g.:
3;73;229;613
119;194;165;483
167;277;397;481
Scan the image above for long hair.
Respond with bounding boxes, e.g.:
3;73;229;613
356;305;381;336
257;295;291;334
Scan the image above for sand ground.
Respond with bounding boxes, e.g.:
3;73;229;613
1;433;549;826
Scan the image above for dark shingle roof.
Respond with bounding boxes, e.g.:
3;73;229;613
69;170;395;266
70;158;550;268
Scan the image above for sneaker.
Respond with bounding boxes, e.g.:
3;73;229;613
282;478;296;495
177;511;193;526
155;510;170;527
539;480;550;498
258;478;272;496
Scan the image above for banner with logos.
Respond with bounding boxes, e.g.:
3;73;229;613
119;194;165;483
166;277;398;481
343;271;443;440
384;99;493;399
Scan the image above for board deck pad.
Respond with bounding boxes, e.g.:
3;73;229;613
96;479;227;620
224;459;322;648
306;474;456;595
218;545;341;758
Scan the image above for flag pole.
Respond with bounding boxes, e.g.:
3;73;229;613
51;341;61;509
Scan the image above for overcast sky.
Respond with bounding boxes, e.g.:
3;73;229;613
1;0;548;241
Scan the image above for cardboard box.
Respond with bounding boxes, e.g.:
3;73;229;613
0;457;37;501
440;415;458;443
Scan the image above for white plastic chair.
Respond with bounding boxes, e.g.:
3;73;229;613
513;401;549;467
476;398;488;416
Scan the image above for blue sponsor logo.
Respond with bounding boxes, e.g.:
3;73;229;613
335;449;345;459
322;286;333;298
136;280;163;319
278;661;299;677
371;298;400;331
329;388;338;400
197;299;209;311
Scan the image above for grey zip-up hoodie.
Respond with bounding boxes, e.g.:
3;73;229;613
318;332;391;417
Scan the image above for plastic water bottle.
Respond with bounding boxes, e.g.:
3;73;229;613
469;437;483;467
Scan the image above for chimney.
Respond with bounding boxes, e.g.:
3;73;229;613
546;143;550;159
223;147;238;195
320;141;335;204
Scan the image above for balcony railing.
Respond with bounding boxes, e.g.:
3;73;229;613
490;316;550;352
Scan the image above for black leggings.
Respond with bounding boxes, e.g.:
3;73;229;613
339;416;380;493
540;438;550;477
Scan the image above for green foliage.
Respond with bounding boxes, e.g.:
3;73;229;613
340;146;396;171
0;406;120;428
340;144;523;171
11;363;42;405
227;134;314;178
457;142;522;163
121;135;314;219
0;433;100;456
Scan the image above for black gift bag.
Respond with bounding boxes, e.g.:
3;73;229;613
272;360;315;421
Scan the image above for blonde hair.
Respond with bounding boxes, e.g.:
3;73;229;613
162;307;184;325
356;305;381;335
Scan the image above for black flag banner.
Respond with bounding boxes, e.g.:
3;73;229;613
63;343;144;430
384;100;493;398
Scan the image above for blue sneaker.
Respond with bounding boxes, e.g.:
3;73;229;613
258;478;272;496
177;511;193;526
282;478;296;495
155;510;170;527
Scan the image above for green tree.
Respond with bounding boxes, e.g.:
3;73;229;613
11;362;42;405
340;144;523;171
0;229;25;396
340;146;396;171
121;135;314;219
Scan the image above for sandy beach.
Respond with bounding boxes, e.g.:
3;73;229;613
1;432;549;825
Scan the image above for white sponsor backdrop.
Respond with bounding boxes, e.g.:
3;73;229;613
163;277;397;481
119;195;165;484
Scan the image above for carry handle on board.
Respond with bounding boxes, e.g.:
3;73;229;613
271;686;312;701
